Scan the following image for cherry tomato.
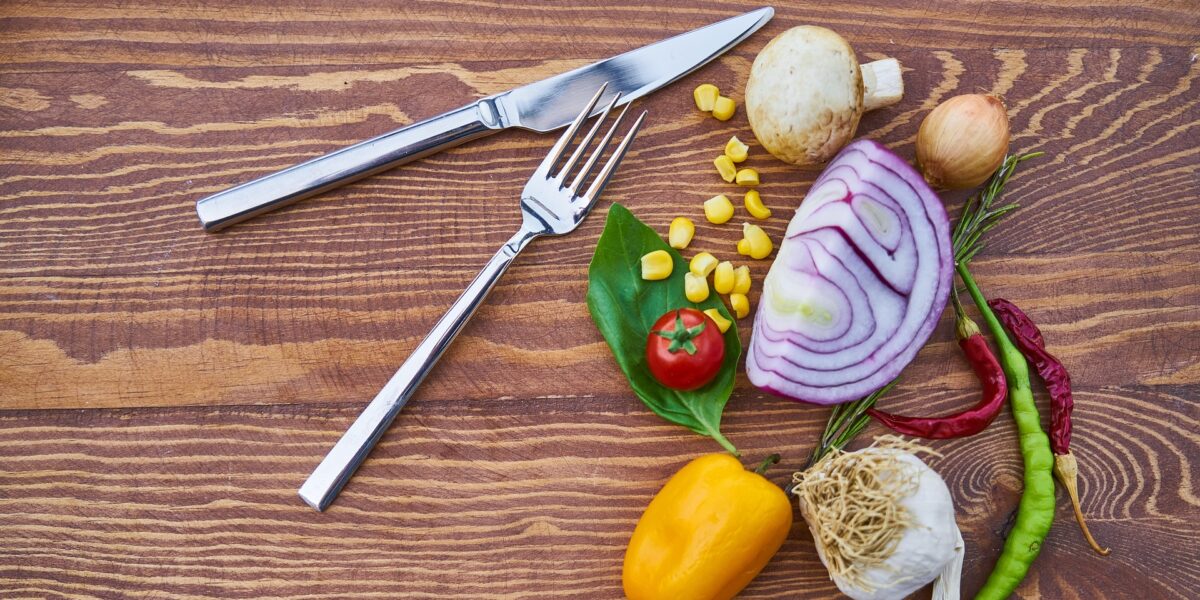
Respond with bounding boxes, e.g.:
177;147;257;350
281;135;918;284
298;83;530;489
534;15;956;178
646;308;725;391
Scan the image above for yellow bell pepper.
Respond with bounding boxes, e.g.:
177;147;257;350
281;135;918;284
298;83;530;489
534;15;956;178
622;454;793;600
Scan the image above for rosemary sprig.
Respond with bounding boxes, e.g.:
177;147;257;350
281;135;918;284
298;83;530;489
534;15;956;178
806;152;1043;466
952;152;1043;265
806;381;897;468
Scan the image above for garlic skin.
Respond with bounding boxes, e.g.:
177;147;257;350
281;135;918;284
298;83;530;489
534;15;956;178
916;94;1010;190
808;450;961;600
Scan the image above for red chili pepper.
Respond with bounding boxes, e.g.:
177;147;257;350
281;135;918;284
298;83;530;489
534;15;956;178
987;298;1071;454
868;311;1007;439
988;298;1110;556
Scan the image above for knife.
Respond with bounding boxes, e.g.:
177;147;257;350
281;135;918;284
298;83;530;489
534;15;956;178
194;7;773;231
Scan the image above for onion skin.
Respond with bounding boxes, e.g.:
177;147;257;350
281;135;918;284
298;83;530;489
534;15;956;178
746;139;952;405
916;94;1010;190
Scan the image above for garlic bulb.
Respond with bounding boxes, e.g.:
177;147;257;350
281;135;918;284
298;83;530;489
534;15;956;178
793;438;964;600
916;94;1010;190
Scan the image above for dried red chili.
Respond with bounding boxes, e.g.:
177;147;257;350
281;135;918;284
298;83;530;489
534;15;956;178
987;298;1071;453
868;307;1007;439
988;298;1110;556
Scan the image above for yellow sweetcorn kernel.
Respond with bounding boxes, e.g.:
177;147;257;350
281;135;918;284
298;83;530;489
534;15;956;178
640;250;673;281
737;238;751;256
735;168;760;186
685;272;710;303
668;217;695;250
690;252;719;277
712;96;736;121
743;223;773;259
744;190;771;220
714;155;737;182
703;308;733;333
733;265;751;295
694;84;719;112
725;136;749;163
713;261;735;294
730;293;750;319
704;194;735;224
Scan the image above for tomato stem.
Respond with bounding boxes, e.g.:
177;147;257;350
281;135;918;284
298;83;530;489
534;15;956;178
652;311;707;355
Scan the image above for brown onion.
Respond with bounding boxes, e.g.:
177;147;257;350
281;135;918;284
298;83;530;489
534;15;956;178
916;94;1010;190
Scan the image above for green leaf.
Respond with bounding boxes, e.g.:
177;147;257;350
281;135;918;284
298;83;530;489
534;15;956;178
585;203;741;455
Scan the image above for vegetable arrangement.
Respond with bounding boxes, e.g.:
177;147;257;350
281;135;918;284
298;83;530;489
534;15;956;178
584;20;1108;600
989;298;1110;556
588;203;741;454
958;259;1056;600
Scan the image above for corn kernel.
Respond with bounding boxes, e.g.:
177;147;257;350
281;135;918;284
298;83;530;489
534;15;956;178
743;223;773;259
704;194;734;224
744;190;771;220
693;84;719;112
690;252;719;277
735;168;760;186
730;293;750;319
712;96;736;121
703;308;732;333
640;250;673;281
724;136;749;163
684;272;710;303
737;238;751;256
713;261;735;294
733;265;751;295
668;217;695;250
714;155;737;182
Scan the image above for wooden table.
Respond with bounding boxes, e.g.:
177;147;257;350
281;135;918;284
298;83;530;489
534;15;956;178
2;1;1197;598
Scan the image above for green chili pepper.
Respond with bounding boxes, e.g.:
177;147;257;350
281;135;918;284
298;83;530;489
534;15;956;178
959;263;1056;600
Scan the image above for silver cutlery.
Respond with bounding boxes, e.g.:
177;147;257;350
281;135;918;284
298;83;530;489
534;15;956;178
298;84;646;511
194;7;772;231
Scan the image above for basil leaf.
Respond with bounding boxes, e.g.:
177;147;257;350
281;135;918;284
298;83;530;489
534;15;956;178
586;203;740;455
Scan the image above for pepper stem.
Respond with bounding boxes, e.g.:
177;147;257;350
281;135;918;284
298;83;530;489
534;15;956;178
1053;452;1111;556
951;288;981;340
754;453;782;475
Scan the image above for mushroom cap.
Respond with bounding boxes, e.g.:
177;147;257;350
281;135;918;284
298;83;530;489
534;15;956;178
746;26;864;167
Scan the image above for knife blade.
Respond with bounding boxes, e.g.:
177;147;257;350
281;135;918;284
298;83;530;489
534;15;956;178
195;7;773;231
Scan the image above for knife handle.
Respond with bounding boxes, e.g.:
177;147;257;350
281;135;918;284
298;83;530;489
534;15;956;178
195;98;504;232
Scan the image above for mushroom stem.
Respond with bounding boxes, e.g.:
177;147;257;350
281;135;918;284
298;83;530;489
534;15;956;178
861;58;904;111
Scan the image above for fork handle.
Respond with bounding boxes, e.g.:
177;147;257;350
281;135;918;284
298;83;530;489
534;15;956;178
299;227;539;511
196;99;504;232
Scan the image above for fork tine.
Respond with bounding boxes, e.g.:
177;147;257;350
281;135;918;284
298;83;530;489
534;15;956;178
539;82;608;176
557;92;622;184
568;101;630;194
582;110;647;202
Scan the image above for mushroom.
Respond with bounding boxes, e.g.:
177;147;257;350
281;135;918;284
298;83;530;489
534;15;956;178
745;26;904;168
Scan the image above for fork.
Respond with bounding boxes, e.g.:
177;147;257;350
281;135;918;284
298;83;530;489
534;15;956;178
299;83;646;511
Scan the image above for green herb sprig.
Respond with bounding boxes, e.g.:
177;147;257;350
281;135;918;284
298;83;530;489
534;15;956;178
952;152;1044;265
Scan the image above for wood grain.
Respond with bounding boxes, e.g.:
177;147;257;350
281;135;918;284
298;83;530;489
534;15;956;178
0;387;1195;599
1;250;1197;411
1;1;1198;598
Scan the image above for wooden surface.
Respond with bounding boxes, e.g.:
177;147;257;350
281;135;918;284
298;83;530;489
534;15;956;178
1;1;1197;598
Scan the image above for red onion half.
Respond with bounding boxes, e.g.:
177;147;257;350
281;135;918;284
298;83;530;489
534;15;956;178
746;140;952;405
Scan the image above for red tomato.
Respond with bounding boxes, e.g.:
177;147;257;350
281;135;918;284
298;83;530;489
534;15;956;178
646;308;725;391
